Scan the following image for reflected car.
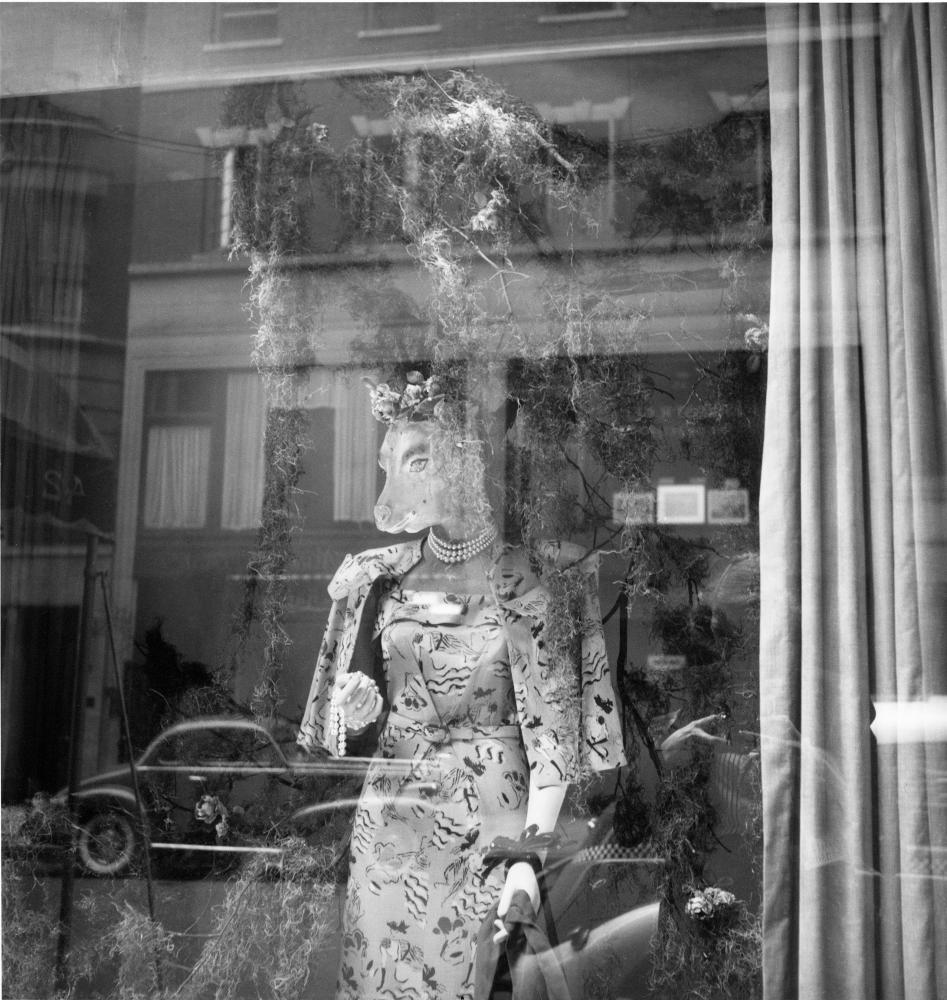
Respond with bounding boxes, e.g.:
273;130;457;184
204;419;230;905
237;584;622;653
46;717;432;876
27;716;678;996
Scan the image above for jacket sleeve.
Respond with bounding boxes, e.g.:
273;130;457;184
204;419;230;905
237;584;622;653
296;595;348;754
296;544;417;755
576;572;627;773
503;542;626;783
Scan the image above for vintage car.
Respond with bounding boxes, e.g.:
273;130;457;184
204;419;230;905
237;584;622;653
46;717;432;876
26;716;716;997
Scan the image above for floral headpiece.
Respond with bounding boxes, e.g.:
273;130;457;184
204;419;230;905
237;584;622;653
365;371;446;425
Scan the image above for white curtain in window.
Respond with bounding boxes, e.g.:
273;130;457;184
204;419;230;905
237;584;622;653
222;371;266;530
143;425;210;528
332;371;379;522
301;367;379;522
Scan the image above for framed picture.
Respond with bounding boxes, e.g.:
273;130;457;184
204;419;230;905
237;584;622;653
656;483;706;524
707;487;750;524
612;490;655;525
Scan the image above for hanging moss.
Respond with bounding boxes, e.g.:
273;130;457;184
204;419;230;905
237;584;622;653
225;69;767;998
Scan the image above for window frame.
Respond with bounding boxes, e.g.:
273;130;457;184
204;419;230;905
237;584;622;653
139;370;224;534
357;3;442;39
537;3;628;25
204;2;282;52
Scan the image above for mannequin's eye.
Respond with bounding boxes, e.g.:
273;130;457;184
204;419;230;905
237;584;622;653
409;458;428;473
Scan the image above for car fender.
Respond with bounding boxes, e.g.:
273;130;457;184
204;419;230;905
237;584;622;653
524;901;661;999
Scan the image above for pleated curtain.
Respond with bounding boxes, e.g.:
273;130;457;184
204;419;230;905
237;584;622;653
222;371;266;530
332;371;381;524
761;5;947;1000
143;425;211;529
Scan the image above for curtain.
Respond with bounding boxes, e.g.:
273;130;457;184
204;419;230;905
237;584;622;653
221;371;266;530
761;6;946;1000
300;366;379;523
332;370;380;523
143;426;211;529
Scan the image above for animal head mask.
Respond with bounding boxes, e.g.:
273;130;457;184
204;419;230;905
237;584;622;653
367;373;489;534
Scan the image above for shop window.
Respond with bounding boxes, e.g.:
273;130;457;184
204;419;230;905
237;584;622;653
211;3;280;47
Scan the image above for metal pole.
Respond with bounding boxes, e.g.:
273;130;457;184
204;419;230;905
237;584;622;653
98;573;163;980
55;531;97;992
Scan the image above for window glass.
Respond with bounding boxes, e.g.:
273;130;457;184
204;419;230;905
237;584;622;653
3;6;942;1000
364;2;439;33
214;2;280;45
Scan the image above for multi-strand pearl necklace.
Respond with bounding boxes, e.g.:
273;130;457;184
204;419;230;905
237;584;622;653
426;523;498;565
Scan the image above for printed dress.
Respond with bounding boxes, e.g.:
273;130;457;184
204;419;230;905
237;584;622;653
297;541;626;1000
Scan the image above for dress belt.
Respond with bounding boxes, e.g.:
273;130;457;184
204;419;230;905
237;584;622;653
385;710;521;746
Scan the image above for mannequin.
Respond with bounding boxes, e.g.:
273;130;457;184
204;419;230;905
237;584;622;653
297;374;627;999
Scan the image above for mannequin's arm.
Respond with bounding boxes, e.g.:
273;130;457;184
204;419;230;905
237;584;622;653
495;778;566;933
523;779;567;834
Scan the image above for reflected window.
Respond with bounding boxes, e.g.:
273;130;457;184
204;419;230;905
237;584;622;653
140;368;379;532
143;372;217;530
142;370;268;531
539;2;627;22
213;2;280;46
360;3;440;37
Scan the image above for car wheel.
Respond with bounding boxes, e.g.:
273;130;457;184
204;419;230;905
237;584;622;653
77;811;138;876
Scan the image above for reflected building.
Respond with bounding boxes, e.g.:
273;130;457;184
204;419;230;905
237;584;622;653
1;0;769;797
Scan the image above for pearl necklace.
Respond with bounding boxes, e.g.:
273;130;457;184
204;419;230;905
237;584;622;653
327;692;347;757
427;523;497;564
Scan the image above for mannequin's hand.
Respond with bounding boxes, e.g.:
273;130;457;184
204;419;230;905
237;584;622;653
333;673;383;730
493;862;540;944
659;713;728;768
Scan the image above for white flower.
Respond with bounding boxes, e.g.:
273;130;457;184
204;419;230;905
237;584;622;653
685;885;739;923
741;315;769;351
704;887;736;909
685;893;714;920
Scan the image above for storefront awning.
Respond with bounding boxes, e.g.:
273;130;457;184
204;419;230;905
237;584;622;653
0;336;114;460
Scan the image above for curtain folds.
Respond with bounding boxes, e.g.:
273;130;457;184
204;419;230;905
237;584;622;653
761;5;946;1000
298;366;379;523
222;371;266;530
332;370;379;523
143;425;211;529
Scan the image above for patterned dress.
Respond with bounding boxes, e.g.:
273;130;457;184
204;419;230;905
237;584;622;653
297;541;626;1000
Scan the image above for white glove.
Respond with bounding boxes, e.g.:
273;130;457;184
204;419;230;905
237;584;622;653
333;673;383;730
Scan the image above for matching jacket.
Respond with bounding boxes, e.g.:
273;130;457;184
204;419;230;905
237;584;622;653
297;538;627;782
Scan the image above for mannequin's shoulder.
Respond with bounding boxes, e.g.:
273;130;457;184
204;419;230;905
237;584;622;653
492;540;601;598
491;544;541;597
328;539;423;599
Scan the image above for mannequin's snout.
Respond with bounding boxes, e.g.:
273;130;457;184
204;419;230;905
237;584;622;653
374;503;393;531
